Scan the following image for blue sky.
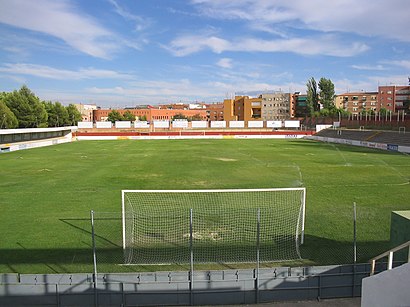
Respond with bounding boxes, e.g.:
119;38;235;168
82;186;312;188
0;0;409;108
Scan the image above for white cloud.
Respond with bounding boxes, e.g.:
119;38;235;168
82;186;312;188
0;63;133;80
383;60;410;70
191;0;410;42
216;58;233;68
166;34;368;57
351;64;386;71
108;0;151;32
0;0;120;58
166;35;230;56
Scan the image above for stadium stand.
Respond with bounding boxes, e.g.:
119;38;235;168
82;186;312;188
315;129;410;147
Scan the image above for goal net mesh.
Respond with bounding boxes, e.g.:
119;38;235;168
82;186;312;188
122;188;305;265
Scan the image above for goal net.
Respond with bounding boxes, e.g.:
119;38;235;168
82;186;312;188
122;188;306;265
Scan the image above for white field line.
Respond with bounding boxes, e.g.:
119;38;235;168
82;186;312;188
376;157;410;185
331;143;350;166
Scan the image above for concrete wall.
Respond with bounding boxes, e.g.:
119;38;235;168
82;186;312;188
0;264;373;306
362;263;410;307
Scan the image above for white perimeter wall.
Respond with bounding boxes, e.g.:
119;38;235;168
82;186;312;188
172;120;188;128
266;121;282;128
77;134;307;141
78;122;93;129
191;121;208;128
210;121;226;128
309;135;410;154
153;121;170;128
247;121;264;128
229;121;245;128
1;130;74;153
284;120;300;128
96;121;112;129
115;121;131;128
134;121;149;129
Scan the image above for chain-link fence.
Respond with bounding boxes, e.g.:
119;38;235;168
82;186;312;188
91;202;393;272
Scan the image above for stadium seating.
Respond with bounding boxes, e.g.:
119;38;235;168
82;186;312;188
315;129;410;147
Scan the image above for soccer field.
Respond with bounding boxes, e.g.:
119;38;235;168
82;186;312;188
0;138;409;273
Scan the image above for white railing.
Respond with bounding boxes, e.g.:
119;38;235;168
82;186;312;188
369;240;410;275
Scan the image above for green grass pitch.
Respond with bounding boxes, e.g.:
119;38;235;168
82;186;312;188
0;138;409;273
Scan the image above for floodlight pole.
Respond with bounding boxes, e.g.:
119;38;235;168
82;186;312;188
90;210;98;307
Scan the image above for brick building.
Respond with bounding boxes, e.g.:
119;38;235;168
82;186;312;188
339;92;378;115
224;93;292;121
378;85;410;113
223;96;262;121
92;108;207;122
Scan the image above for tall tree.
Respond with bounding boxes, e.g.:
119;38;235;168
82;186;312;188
44;101;69;127
306;77;319;115
107;110;124;123
0;94;18;128
123;110;136;121
66;104;82;125
172;113;188;120
5;85;47;127
318;78;336;111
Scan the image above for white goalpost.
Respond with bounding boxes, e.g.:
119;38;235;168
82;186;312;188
122;188;306;265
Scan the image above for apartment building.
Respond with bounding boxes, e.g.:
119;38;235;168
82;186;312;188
205;103;224;121
260;92;291;120
339;92;378;115
290;93;308;118
379;85;410;112
223;96;262;121
74;104;98;122
224;93;293;122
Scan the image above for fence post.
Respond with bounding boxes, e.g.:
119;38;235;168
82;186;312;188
189;208;194;305
388;251;393;270
90;210;98;307
353;203;357;264
255;208;260;304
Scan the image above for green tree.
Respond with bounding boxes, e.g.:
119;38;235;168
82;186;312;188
190;113;203;121
404;99;410;111
5;85;47;127
172;113;188;120
44;101;69;127
306;77;320;115
318;77;336;111
379;108;388;116
0;95;18;129
138;115;147;121
66;104;82;125
107;110;124;123
123;110;136;121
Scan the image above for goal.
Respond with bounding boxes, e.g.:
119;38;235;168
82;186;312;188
122;188;306;265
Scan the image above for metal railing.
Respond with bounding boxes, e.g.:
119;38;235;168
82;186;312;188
369;240;410;275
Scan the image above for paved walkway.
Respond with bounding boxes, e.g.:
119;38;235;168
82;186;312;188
183;297;361;307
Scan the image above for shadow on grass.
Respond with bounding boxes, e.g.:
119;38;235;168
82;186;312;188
300;234;391;265
0;231;391;274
